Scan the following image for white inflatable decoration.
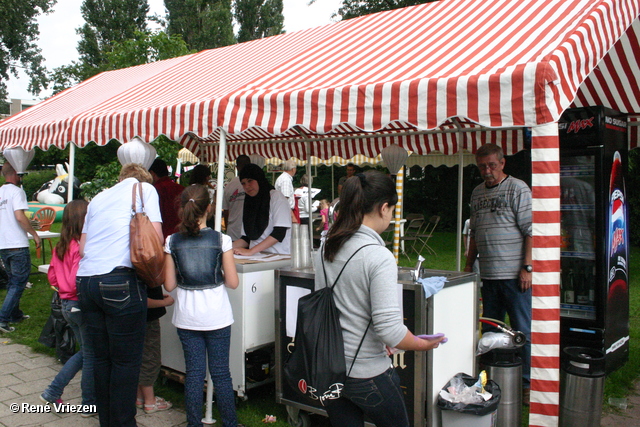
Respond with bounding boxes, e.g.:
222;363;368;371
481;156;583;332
35;163;81;205
117;137;157;169
3;147;35;174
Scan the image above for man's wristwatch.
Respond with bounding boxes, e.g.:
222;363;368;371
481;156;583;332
522;264;533;273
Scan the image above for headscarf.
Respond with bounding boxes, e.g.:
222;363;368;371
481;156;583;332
239;164;274;241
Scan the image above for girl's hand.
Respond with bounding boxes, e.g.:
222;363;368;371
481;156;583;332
162;294;175;307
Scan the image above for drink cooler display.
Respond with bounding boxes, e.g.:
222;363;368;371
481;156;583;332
558;106;630;374
275;267;478;427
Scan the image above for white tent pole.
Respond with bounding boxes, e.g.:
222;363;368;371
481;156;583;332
453;119;464;271
456;145;464;271
67;143;76;203
214;129;226;232
306;141;313;246
203;128;226;426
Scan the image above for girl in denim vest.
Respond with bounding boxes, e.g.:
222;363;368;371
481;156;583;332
163;184;241;427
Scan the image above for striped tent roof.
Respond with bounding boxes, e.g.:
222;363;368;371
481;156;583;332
0;0;638;160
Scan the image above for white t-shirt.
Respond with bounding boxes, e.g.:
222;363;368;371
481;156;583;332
274;172;295;209
78;178;162;276
242;190;291;254
0;183;30;249
222;176;245;241
164;232;234;331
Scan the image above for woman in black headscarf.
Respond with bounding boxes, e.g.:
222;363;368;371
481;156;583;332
232;164;292;255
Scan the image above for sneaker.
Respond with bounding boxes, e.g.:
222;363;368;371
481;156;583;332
12;314;30;323
80;411;98;418
39;394;63;405
0;323;15;333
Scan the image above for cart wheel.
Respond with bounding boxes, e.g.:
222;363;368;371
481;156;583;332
287;411;311;427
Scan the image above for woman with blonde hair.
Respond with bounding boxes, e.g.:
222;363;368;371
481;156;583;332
77;163;162;426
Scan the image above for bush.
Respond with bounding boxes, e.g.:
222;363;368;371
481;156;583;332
22;170;58;201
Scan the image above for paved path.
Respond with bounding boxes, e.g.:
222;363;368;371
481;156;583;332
600;378;640;427
1;338;638;426
0;339;187;427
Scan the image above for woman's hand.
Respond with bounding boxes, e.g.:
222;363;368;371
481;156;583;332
233;247;254;256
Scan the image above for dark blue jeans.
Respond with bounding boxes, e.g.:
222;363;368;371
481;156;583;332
77;268;147;427
0;247;31;324
325;367;409;427
481;278;532;388
177;326;237;427
42;299;96;406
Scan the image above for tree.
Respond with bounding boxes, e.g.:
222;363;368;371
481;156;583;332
78;0;149;68
50;0;150;91
335;0;435;20
103;30;194;69
0;0;55;100
235;0;284;43
165;0;235;51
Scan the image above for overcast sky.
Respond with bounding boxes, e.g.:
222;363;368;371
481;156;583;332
6;0;343;100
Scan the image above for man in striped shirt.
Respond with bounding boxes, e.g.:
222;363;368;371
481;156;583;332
464;143;533;405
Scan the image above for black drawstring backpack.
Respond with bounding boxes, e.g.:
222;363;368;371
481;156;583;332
283;244;374;406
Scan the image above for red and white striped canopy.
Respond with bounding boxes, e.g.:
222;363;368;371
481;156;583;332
0;0;638;160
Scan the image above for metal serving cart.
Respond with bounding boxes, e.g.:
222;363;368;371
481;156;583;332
275;266;478;427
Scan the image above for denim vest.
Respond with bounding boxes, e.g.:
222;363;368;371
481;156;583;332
169;228;224;290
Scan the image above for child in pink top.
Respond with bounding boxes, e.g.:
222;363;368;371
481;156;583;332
317;199;330;244
41;200;96;416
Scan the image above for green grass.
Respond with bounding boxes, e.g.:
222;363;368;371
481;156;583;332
2;226;638;426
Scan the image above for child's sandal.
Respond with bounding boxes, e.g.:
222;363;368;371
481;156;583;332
143;396;172;414
136;398;144;409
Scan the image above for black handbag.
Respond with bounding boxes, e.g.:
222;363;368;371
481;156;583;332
283;244;374;406
38;292;77;364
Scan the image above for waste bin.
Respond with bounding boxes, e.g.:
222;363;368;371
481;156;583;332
480;348;522;427
559;347;605;427
437;372;501;427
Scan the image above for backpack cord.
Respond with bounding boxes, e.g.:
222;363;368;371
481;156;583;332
320;243;377;378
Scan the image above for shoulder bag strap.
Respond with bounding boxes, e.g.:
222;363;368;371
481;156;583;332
131;182;145;216
320;243;378;377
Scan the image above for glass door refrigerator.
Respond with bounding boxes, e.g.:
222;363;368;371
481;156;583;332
558;106;629;374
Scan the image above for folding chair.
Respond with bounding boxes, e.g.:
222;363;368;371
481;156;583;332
32;207;56;263
398;217;425;259
417;215;440;255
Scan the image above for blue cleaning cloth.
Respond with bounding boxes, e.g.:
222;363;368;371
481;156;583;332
418;276;447;298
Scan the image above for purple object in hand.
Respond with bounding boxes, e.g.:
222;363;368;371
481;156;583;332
417;333;448;343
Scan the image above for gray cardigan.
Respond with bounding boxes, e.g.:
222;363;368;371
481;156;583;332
315;225;407;379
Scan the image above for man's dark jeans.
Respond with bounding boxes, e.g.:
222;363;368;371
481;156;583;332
0;247;30;324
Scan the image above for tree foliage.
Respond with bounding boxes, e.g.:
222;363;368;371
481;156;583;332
50;0;150;92
235;0;284;43
0;0;55;100
78;0;149;68
165;0;235;51
103;30;193;69
335;0;435;20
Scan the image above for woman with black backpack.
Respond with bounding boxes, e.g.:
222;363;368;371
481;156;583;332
315;170;446;427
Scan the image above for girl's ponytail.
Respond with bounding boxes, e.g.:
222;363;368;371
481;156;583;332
178;185;210;236
324;171;397;262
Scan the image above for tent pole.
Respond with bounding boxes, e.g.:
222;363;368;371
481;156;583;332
203;128;226;425
306;141;313;249
67;143;76;203
453;119;464;271
214;129;226;232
